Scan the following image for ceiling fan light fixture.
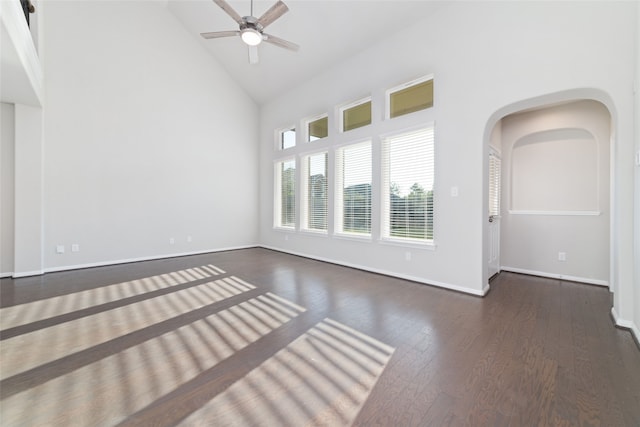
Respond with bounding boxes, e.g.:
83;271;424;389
241;28;262;46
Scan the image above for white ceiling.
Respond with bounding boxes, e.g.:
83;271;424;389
167;0;443;105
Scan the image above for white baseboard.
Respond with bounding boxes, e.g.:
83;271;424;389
611;307;640;347
260;245;489;297
500;266;609;287
7;245;257;278
11;269;44;278
1;271;15;278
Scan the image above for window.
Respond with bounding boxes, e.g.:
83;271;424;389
302;152;328;232
307;116;328;142
382;126;434;242
275;159;296;228
279;126;296;150
335;141;372;236
489;152;501;217
341;98;372;132
387;77;433;119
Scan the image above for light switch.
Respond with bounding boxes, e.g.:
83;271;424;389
72;244;80;252
56;245;65;254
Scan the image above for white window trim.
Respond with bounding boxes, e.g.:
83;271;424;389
301;151;329;234
273;157;297;230
380;123;436;246
276;125;297;151
337;96;372;133
334;139;373;238
385;74;434;120
304;113;329;143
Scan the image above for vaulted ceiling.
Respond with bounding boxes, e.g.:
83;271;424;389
167;0;443;104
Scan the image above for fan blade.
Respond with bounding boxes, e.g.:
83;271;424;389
263;33;299;51
248;46;259;64
211;0;244;25
200;30;240;39
257;1;289;29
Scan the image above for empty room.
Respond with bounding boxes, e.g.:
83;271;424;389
1;0;640;425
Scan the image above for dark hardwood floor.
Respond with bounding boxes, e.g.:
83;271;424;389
1;248;639;426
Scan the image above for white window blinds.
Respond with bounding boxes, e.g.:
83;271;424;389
303;152;328;231
275;159;296;228
489;153;501;217
335;141;372;235
382;127;434;242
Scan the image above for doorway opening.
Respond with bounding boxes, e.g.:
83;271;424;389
484;95;613;290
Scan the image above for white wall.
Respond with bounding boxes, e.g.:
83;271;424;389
634;1;640;342
39;1;259;271
500;101;610;285
259;2;637;297
0;102;15;276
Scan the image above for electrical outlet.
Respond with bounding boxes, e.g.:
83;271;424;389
558;252;566;261
187;235;193;243
71;244;80;252
405;251;412;261
451;186;459;197
169;238;175;245
56;245;65;254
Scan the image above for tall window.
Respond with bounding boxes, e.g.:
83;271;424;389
382;126;435;242
335;141;372;236
275;159;296;228
489;152;501;217
302;152;328;232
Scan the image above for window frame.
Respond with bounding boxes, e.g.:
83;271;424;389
385;74;434;120
274;157;297;230
338;96;372;133
334;139;373;239
380;124;435;245
301;151;329;234
277;125;297;151
305;113;329;143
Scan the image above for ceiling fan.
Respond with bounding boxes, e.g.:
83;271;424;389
201;0;299;64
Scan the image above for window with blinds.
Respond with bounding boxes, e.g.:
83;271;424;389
382;126;435;242
302;152;328;232
280;126;296;150
489;153;501;217
275;159;296;228
335;141;372;236
341;99;372;132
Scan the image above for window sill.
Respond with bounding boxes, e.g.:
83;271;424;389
379;237;436;250
508;210;601;216
300;229;329;237
333;232;373;243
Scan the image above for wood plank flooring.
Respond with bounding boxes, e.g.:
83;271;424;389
1;248;639;426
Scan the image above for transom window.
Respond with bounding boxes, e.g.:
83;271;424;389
307;115;328;142
387;76;434;119
279;126;296;150
341;98;372;132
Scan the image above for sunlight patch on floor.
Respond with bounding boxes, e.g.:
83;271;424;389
0;265;226;329
0;292;305;426
0;275;252;379
179;318;395;427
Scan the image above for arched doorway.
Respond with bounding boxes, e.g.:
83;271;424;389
483;89;616;293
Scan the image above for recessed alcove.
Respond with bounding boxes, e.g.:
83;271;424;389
510;127;599;213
